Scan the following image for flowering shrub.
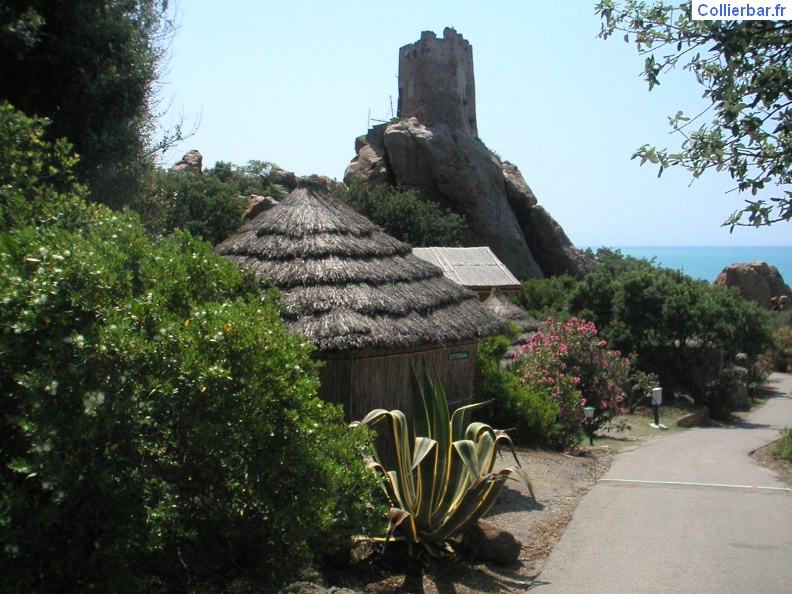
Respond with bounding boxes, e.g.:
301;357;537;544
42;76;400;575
704;367;746;421
517;318;630;449
749;353;775;392
772;326;792;372
473;336;559;449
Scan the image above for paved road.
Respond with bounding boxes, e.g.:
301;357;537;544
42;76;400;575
534;373;792;594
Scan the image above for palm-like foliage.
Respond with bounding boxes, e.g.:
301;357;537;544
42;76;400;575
352;369;535;548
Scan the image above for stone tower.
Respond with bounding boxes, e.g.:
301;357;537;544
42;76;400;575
397;28;478;137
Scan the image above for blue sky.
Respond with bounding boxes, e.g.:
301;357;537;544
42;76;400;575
158;0;791;247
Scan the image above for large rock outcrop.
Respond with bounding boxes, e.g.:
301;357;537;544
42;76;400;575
344;29;593;280
712;261;792;310
344;118;592;279
170;149;203;173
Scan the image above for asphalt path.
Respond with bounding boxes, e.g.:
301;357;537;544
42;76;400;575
533;373;792;594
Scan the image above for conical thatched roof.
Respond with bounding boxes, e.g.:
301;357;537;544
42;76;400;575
482;288;543;359
482;288;542;335
215;179;509;351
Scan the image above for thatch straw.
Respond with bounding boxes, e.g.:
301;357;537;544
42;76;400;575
216;180;509;351
482;288;543;358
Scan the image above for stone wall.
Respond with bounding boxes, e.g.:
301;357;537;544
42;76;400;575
398;28;478;137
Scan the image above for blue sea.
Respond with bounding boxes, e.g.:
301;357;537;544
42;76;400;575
585;246;792;285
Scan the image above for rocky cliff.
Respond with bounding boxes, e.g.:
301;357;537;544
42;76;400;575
344;118;594;280
344;29;593;280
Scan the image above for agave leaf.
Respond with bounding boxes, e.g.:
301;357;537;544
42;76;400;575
503;466;536;502
412;369;453;518
425;473;508;542
453;439;481;480
356;408;391;427
412;436;436;470
411;368;432;439
492;428;523;468
354;367;537;548
474;430;498;475
359;408;417;510
415;436;444;522
428;442;470;528
450;400;489;442
385;507;419;544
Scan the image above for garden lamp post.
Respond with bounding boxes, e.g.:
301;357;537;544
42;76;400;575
650;387;667;429
583;406;595;446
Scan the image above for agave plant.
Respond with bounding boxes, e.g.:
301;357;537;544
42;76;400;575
351;368;535;549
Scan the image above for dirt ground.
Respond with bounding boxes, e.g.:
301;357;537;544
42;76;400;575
320;445;616;594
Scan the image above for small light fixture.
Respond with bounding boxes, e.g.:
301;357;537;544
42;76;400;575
583;406;595;445
650;387;667;430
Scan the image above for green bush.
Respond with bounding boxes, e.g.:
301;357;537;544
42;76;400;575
512;274;577;321
569;249;773;402
0;105;381;592
0;102;88;232
770;325;792;372
336;180;468;247
515;318;631;449
205;159;282;198
473;336;559;449
773;427;792;462
702;368;745;421
146;168;246;244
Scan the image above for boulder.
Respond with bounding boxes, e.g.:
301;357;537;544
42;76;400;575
676;408;709;427
344;133;391;187
344;118;594;280
343;29;594;281
712;261;792;309
170;149;203;173
269;164;299;195
243;194;279;220
461;519;522;563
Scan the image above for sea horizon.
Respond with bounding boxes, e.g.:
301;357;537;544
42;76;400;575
583;245;792;286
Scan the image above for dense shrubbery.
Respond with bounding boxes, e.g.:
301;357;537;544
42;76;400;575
0;1;173;209
475;318;632;451
516;318;630;444
1;105;381;592
493;248;775;435
204;160;282;198
512;274;577;321
570;249;773;365
473;335;559;449
771;325;792;372
149;168;247;244
568;249;773;410
138;159;293;244
335;180;468;247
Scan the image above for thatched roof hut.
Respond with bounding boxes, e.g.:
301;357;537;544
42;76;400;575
482;288;543;360
215;178;508;419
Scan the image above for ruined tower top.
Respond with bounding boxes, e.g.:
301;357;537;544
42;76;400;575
397;28;478;137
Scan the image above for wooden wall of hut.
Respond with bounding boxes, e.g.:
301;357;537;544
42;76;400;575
315;342;478;422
